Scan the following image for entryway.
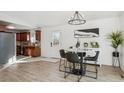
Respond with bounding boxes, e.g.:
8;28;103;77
16;30;41;62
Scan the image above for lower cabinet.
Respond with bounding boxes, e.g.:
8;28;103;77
24;46;41;57
16;46;21;55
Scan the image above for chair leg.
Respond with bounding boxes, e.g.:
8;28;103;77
84;60;87;75
84;60;98;79
59;58;66;72
64;60;68;78
59;58;62;71
69;62;72;73
77;63;81;82
95;61;98;79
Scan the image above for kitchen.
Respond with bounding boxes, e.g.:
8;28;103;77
16;30;41;60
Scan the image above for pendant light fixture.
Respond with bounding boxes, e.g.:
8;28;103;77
68;11;86;25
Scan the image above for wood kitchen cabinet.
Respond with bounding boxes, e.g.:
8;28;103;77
24;46;41;57
16;33;20;41
16;46;21;55
16;32;30;41
35;30;41;41
20;32;29;41
16;31;41;57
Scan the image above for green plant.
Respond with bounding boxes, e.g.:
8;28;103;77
107;31;124;50
90;42;99;48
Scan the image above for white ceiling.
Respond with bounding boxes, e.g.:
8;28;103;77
0;11;121;28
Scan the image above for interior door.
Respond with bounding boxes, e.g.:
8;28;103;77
48;31;61;58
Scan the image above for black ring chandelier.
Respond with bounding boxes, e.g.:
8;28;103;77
68;11;86;25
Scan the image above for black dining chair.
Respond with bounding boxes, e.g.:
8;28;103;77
59;49;66;71
77;52;86;60
84;51;100;79
65;52;82;82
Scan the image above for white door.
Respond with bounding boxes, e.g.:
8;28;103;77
48;31;61;58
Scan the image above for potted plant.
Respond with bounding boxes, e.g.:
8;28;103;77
107;31;124;57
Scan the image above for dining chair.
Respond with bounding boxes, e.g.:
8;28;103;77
84;51;100;79
77;52;86;60
65;52;82;82
59;49;66;71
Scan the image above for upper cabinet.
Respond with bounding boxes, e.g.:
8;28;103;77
16;33;20;41
16;32;30;41
35;30;41;41
16;30;41;42
20;32;28;41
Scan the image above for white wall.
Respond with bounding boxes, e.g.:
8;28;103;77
41;17;120;66
120;12;124;71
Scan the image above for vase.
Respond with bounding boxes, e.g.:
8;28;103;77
112;48;119;57
76;41;80;48
112;51;119;57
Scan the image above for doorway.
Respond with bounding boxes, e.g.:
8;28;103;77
16;30;41;62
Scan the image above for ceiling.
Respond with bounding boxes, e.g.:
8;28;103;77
0;11;122;28
0;20;31;30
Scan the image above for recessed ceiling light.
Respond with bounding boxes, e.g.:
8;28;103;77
6;25;15;29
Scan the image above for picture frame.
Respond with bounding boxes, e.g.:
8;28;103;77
74;28;99;38
52;31;61;46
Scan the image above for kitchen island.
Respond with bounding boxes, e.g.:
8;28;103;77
24;45;41;57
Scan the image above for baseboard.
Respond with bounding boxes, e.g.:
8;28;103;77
50;57;60;59
0;62;15;71
41;56;60;59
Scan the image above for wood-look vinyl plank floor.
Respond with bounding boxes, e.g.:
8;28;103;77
0;61;124;82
